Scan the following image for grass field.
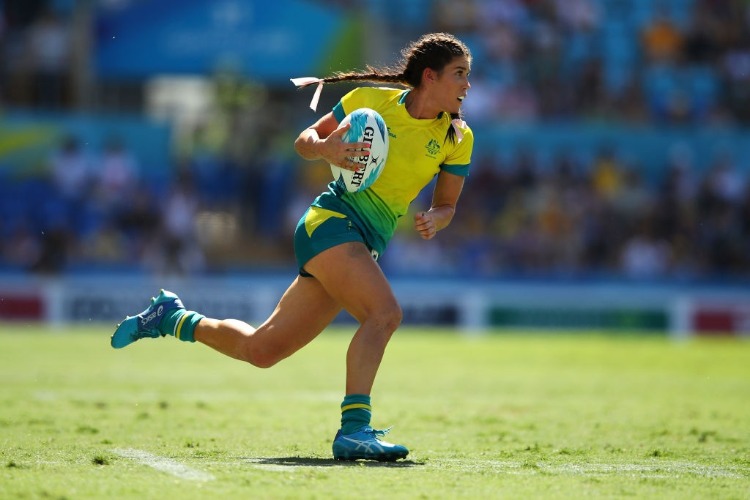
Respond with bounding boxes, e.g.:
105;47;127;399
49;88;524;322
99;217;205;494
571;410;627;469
1;324;748;499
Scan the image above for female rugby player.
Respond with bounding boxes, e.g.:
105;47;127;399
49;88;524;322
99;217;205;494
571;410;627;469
111;32;474;462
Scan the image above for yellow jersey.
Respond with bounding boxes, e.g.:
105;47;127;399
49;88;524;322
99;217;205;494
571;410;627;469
321;86;474;252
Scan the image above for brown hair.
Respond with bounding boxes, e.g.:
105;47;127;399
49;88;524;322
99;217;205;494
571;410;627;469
300;32;471;143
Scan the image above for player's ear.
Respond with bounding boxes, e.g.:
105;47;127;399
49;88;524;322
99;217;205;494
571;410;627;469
423;67;437;84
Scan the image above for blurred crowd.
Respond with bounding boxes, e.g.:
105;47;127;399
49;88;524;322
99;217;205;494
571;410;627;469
389;143;750;280
1;0;749;281
0;2;77;110
433;0;750;125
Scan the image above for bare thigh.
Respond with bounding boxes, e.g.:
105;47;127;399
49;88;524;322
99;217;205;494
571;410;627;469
248;275;342;364
304;242;400;325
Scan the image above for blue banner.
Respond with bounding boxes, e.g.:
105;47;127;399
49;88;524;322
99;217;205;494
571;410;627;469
94;0;347;81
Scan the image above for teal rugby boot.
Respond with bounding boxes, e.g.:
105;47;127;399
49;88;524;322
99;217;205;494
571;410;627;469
332;426;409;461
110;290;184;349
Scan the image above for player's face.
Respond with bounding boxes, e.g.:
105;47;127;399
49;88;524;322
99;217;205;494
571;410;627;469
435;55;471;115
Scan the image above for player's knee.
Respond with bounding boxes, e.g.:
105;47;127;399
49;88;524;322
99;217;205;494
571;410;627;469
249;354;280;369
241;343;283;369
389;304;404;331
373;302;403;335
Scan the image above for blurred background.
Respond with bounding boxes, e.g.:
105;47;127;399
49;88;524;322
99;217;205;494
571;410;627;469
1;0;749;334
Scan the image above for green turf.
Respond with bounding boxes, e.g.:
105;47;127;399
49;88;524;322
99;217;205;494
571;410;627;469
1;324;748;499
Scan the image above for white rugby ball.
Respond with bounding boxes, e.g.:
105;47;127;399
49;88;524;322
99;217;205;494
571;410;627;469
331;108;389;193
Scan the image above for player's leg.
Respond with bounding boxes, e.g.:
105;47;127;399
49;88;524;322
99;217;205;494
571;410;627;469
194;275;341;367
304;241;402;395
110;276;341;368
302;241;408;461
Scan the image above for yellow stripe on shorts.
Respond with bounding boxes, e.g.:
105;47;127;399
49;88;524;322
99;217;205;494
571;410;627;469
304;206;346;237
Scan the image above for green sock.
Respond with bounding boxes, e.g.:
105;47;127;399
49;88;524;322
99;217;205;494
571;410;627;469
160;310;204;343
340;394;372;435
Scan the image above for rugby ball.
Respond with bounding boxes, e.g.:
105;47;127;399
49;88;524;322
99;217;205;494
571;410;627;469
331;108;389;193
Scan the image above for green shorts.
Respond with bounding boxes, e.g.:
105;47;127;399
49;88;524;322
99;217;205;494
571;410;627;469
294;195;380;276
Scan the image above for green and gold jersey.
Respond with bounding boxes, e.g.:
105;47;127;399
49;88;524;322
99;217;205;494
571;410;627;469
316;86;474;253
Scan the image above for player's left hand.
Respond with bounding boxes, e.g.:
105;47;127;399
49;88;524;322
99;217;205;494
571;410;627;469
414;211;436;240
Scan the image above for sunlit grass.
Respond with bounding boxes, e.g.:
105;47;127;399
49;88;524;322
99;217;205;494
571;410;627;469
1;324;748;499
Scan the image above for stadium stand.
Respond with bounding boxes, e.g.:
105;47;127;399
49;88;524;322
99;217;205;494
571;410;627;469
0;0;748;281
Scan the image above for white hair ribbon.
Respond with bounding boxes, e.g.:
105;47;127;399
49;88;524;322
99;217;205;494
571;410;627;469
451;118;465;143
290;77;324;111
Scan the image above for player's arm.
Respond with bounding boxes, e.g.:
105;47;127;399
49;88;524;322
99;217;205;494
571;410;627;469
414;170;465;240
294;112;368;171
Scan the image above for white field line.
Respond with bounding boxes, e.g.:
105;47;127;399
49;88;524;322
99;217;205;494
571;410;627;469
113;448;215;481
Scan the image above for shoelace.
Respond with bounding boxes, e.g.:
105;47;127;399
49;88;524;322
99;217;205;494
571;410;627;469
366;426;393;438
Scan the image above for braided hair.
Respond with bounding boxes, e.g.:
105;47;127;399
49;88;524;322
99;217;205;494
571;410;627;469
298;33;471;144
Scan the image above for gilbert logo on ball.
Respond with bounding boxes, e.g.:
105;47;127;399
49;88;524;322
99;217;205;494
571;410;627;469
331;108;389;193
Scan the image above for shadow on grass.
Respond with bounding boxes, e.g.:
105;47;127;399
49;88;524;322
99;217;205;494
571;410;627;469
244;456;421;468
